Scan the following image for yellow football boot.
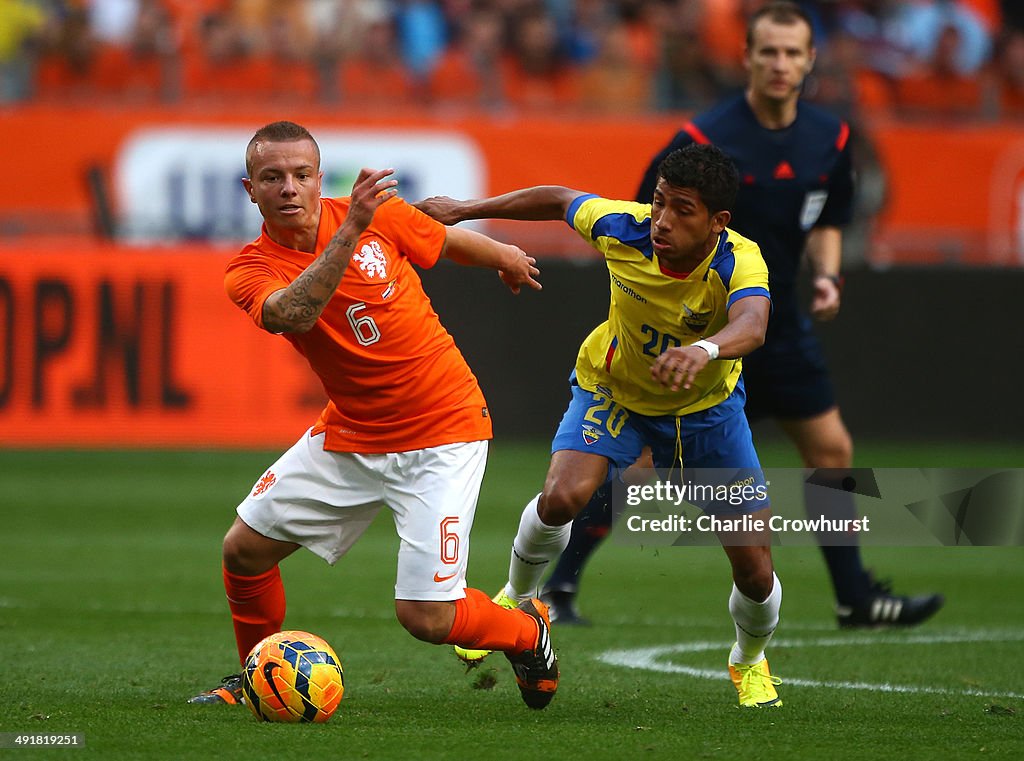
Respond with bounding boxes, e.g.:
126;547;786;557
728;654;782;708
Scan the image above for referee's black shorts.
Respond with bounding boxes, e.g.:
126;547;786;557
741;322;836;423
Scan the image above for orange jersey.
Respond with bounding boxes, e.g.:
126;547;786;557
225;196;492;453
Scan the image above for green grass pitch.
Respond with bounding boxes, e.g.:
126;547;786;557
2;441;1022;759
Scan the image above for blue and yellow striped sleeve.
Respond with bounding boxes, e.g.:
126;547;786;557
566;195;652;257
726;241;770;310
707;232;770;310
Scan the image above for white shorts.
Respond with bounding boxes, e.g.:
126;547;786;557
236;430;488;602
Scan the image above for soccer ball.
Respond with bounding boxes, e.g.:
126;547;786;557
241;630;345;723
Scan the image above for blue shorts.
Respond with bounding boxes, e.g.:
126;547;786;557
550;374;769;514
742;317;836;421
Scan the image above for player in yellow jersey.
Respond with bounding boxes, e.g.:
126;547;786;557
542;0;942;633
418;144;783;708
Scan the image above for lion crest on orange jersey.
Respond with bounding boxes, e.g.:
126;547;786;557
354;241;388;280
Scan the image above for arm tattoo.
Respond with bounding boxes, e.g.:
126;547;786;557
267;235;357;332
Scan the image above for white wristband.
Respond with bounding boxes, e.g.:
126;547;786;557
692;339;720;360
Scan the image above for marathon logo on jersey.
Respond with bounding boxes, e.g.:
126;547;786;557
252;470;277;497
611;272;647;303
800;190;829;231
682;303;711;333
582;425;603;446
354;241;388;280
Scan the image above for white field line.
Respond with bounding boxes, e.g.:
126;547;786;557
597;631;1024;699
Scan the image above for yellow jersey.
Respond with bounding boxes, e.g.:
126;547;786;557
567;193;770;417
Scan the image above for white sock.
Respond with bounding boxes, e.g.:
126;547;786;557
506;494;571;601
728;573;782;666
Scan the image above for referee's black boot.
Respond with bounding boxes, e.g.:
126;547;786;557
539;587;591;627
837;578;944;628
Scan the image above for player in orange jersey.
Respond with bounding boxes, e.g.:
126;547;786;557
188;121;557;710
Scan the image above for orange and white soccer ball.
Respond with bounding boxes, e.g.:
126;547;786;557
241;630;345;723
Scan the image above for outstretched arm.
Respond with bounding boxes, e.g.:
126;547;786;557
651;295;770;392
263;168;397;334
441;226;542;295
415;186;586;225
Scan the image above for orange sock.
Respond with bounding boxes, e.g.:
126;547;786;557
443;587;538;652
223;565;286;665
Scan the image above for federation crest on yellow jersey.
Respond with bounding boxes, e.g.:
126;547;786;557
682;303;712;333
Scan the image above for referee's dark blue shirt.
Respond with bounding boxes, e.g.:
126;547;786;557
636;94;855;340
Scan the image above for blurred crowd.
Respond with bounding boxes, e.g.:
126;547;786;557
1;0;1023;120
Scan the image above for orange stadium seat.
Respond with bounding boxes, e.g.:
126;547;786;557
896;70;983;118
502;59;580;112
335;58;411;106
427;49;510;107
91;45;165;100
